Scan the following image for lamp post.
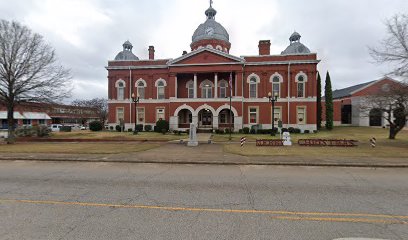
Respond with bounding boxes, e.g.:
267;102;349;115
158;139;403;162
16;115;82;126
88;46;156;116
268;91;278;136
131;92;140;134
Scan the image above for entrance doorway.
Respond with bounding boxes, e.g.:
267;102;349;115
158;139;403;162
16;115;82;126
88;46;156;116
198;109;213;128
369;108;382;126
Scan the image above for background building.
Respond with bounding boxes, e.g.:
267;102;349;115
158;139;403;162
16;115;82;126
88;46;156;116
107;4;320;132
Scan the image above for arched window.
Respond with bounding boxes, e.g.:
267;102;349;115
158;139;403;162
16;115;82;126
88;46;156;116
157;81;165;99
272;76;281;98
249;77;257;98
216;45;223;51
200;80;213;98
297;75;305;98
137;81;145;99
219;81;227;98
186;81;194;98
116;80;125;100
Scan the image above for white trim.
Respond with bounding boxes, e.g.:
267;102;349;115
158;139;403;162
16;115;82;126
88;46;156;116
215;104;238;116
199;79;215;87
108;97;316;104
115;79;126;87
246;73;261;83
244;60;320;66
349;77;399;95
173;104;195;117
168;47;244;65
194;104;217;116
135;78;147;87
185;80;194;88
269;72;284;83
295;71;308;82
155;78;167;87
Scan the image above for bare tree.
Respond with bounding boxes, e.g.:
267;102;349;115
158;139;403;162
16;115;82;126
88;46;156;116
0;20;72;143
71;98;108;123
369;14;408;77
361;81;408;139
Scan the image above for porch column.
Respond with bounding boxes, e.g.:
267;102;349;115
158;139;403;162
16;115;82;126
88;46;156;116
214;73;218;98
213;116;219;129
194;74;197;98
175;75;178;98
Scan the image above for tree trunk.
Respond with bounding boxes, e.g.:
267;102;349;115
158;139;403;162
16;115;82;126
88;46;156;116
6;105;16;144
389;125;397;139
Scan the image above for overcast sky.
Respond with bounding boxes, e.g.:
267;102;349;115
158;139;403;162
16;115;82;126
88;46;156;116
1;0;407;100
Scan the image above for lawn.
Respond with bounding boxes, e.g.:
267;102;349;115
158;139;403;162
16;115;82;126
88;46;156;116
219;127;408;158
50;131;186;141
0;142;160;154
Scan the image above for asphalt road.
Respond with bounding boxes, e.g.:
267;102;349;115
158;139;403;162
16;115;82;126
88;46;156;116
0;161;407;240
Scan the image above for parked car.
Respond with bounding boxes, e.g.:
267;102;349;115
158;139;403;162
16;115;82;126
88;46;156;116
50;124;62;132
80;126;88;130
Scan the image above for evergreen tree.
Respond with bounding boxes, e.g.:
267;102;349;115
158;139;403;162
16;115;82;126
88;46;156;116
325;71;334;130
316;72;322;130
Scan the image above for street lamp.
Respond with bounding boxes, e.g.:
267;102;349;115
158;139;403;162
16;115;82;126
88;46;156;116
268;91;278;136
131;92;140;135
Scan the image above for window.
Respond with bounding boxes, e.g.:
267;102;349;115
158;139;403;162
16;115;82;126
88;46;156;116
116;108;124;123
201;81;213;98
117;82;125;100
23;119;31;125
39;119;45;125
187;81;194;98
157;81;165;99
272;76;281;98
137;81;145;99
156;108;165;121
273;107;281;124
249;107;258;124
297;107;306;124
219;81;227;98
295;73;307;98
249;77;257;98
137;108;145;123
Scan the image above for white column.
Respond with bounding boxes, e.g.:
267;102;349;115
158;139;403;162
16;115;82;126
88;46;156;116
235;73;238;97
194;74;197;98
214;73;218;98
175;75;178;98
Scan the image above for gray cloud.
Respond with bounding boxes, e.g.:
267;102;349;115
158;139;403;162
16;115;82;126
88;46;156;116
1;0;407;100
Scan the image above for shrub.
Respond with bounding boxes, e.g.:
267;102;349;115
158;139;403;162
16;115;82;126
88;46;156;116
288;127;295;133
225;128;232;134
243;127;250;134
161;128;167;135
250;128;256;134
135;124;143;132
89;121;103;131
144;125;152;132
238;129;243;134
128;128;133;132
304;130;310;134
294;128;301;134
15;126;33;137
109;126;114;130
60;126;72;132
313;130;318;133
155;120;169;133
36;125;51;137
281;128;288;133
115;125;121;132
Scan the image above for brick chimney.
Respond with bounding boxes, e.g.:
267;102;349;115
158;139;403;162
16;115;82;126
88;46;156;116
258;40;271;55
148;46;155;60
182;50;188;55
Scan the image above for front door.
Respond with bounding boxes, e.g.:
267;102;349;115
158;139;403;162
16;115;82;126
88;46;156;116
202;112;212;126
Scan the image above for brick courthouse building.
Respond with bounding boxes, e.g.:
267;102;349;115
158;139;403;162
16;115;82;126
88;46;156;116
106;3;320;132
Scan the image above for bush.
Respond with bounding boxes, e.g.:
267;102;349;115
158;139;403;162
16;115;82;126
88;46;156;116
215;128;224;134
144;125;152;132
155;120;169;133
135;124;143;132
304;130;310;134
36;125;51;137
115;125;121;132
294;128;301;134
250;128;256;134
243;127;250;134
225;128;232;134
281;128;288;133
161;128;167;135
109;126;114;130
128;128;133;132
288;127;295;133
89;121;103;131
60;126;72;132
313;130;318;133
238;129;243;134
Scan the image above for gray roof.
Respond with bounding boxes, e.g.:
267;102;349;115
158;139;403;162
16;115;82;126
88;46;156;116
192;6;230;44
331;80;376;99
281;31;311;55
114;40;139;61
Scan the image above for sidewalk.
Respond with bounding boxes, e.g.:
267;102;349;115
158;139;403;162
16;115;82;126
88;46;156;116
0;142;407;168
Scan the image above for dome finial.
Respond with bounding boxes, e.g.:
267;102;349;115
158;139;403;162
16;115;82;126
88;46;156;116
205;0;217;19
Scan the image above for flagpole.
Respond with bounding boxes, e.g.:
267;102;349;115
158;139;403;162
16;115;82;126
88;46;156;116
229;72;232;141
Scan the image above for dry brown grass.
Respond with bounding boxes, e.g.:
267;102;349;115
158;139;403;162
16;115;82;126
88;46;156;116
221;127;408;158
50;131;186;141
0;142;160;154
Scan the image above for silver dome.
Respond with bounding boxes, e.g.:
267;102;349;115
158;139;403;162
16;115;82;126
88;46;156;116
114;40;139;61
191;5;230;44
281;32;311;55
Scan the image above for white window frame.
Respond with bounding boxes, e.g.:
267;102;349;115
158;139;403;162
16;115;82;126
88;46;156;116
155;78;167;100
219;80;228;98
137;107;145;123
116;107;124;123
295;72;308;98
156;107;165;121
297;106;307;124
200;80;214;99
247;73;260;98
115;79;126;100
270;72;283;98
248;106;259;124
135;79;147;99
186;80;194;99
272;107;282;125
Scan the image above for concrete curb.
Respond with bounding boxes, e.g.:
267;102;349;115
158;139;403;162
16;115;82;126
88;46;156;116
1;157;407;168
